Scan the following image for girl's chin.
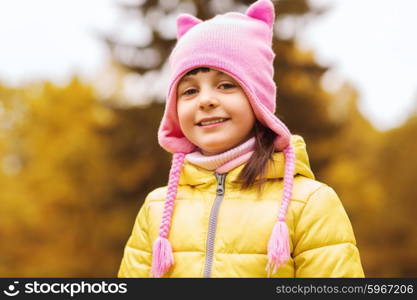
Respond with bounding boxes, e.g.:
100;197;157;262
193;135;245;155
198;144;234;156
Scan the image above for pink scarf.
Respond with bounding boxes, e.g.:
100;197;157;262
185;137;256;174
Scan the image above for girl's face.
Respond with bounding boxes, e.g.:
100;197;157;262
177;68;256;156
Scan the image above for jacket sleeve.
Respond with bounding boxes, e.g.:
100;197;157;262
293;185;365;277
118;198;152;278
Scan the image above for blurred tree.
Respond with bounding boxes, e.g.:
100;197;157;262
0;79;168;276
372;113;417;276
104;0;326;74
103;0;406;277
1;0;415;278
104;0;344;178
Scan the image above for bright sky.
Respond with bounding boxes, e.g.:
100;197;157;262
300;0;417;130
0;0;116;85
0;0;416;130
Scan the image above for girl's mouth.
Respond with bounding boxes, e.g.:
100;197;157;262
197;118;230;128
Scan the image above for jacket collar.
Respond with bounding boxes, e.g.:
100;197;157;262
179;134;315;187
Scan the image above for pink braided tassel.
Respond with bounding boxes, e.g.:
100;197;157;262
266;220;290;277
150;153;185;278
266;144;295;277
151;236;174;278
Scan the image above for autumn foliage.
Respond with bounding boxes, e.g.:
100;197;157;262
0;0;416;277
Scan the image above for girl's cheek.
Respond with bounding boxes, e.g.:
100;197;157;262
178;104;194;123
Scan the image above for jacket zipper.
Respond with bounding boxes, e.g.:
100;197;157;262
203;172;226;278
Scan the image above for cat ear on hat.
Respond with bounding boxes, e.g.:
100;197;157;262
246;0;275;28
176;14;202;39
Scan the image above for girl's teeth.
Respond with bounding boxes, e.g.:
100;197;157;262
201;119;226;126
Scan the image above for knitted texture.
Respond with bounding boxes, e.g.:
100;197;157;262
266;144;295;277
185;137;256;173
152;0;296;277
158;0;291;153
150;152;185;277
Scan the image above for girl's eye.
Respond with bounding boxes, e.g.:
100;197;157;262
219;83;236;89
183;88;198;96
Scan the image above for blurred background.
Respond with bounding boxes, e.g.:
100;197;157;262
0;0;416;277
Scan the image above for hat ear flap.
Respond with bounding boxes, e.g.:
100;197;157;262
176;14;202;39
246;0;275;28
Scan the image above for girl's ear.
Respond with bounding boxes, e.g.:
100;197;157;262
176;14;203;39
246;0;275;28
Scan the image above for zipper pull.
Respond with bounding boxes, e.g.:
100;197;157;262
215;173;226;195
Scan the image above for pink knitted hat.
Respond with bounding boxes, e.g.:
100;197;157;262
152;0;295;277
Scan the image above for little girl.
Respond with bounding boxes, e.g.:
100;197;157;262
118;0;364;278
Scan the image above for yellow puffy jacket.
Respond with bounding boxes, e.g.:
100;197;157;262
118;135;365;277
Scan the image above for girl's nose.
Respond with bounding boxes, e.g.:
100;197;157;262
198;89;219;110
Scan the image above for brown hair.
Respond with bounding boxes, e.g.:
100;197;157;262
234;120;276;190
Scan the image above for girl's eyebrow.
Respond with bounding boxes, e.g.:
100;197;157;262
179;76;192;83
